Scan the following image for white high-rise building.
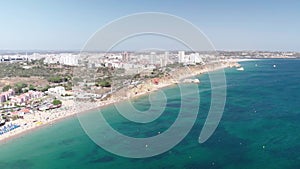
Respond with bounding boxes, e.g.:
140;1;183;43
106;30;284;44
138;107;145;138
194;53;204;64
178;51;204;65
178;51;185;63
159;51;169;67
150;52;157;65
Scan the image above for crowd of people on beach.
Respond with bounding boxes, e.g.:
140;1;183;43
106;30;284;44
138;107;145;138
0;123;20;135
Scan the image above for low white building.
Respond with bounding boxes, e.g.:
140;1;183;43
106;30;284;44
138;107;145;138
47;86;66;96
44;53;79;66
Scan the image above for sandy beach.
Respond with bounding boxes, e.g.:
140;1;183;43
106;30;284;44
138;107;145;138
0;60;244;143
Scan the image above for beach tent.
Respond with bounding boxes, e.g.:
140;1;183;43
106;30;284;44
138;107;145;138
152;78;159;85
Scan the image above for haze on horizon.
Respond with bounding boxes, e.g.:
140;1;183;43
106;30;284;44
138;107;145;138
0;0;299;52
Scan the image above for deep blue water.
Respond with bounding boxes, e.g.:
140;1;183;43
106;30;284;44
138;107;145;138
0;59;299;169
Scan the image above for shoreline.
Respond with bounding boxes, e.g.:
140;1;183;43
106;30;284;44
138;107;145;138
0;59;253;143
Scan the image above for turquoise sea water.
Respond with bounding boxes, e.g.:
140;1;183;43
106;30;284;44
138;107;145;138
0;59;299;169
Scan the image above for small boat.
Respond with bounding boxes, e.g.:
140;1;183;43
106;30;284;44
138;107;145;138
237;67;244;71
182;79;200;84
273;64;276;68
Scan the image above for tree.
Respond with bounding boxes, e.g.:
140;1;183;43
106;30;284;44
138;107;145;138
2;85;11;92
95;77;112;88
48;76;63;83
52;99;62;105
29;84;36;91
133;74;140;79
41;85;51;92
64;82;73;91
14;83;28;94
96;80;111;87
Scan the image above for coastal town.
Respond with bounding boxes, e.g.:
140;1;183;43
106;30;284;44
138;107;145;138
0;50;298;141
2;0;300;168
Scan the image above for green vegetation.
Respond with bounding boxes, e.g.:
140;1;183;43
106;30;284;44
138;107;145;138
2;85;12;92
133;74;140;79
52;99;62;105
48;76;63;83
35;85;51;92
95;77;112;88
13;83;28;94
47;75;70;83
63;82;73;91
0;62;62;78
96;80;111;87
29;84;36;91
150;68;165;78
96;67;113;75
0;61;73;86
61;93;72;97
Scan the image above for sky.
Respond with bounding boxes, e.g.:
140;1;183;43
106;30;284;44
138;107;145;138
0;0;300;51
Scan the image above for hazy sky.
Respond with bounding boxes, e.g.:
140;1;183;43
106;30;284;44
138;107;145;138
0;0;299;51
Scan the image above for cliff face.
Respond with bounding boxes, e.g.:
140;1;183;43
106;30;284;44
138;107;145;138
111;61;239;100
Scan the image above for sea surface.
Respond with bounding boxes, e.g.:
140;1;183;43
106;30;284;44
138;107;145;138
0;59;299;169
